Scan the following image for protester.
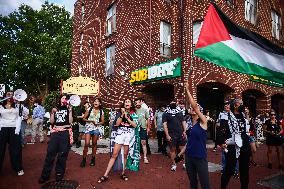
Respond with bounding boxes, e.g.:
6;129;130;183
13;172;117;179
17;101;29;147
0;91;24;176
80;98;104;167
263;110;283;169
135;98;150;164
162;100;187;171
140;98;152;155
31;98;46;143
97;99;138;183
220;99;251;189
38;94;73;184
244;107;257;166
184;83;210;189
215;101;239;177
154;105;167;155
76;101;89;148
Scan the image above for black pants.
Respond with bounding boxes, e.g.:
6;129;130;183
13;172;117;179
221;145;250;189
72;123;79;144
0;127;23;172
40;130;70;180
185;155;211;189
157;131;167;153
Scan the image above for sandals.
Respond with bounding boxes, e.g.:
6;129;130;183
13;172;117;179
97;176;108;183
121;174;128;181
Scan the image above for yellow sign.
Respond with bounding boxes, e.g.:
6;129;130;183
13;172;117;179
62;76;100;95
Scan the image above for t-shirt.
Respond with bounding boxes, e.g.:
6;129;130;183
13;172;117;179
155;110;164;131
162;111;185;137
54;106;70;126
136;108;149;130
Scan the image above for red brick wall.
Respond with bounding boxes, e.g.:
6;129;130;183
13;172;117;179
71;0;284;114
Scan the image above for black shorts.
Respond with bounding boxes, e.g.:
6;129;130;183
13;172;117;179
168;136;186;148
139;129;148;140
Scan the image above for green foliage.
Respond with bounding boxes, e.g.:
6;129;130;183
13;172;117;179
0;2;72;96
44;91;60;112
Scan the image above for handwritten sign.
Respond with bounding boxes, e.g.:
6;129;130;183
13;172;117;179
62;76;100;95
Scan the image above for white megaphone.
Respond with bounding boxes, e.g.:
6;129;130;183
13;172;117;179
69;95;81;107
13;89;27;102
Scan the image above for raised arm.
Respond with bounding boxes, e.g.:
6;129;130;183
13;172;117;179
185;82;207;130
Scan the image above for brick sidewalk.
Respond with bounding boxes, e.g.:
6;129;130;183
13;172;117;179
0;137;283;189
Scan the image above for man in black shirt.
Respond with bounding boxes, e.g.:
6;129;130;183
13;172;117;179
163;101;187;171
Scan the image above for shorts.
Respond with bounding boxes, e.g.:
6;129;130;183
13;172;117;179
168;135;186;148
85;129;100;136
139;128;148;140
249;136;255;143
115;128;134;145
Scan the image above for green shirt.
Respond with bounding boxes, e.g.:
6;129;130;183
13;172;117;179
136;108;149;129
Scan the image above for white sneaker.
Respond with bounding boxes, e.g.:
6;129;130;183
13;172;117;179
17;170;24;176
144;157;149;164
171;164;177;171
183;163;186;170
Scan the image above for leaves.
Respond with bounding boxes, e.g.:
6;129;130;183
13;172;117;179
0;2;72;96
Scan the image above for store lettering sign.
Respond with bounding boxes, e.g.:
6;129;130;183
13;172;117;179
250;75;283;88
129;58;181;84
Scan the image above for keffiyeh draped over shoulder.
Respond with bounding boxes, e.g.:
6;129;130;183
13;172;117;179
227;112;250;158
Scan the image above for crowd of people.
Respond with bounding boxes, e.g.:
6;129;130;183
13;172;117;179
0;87;283;189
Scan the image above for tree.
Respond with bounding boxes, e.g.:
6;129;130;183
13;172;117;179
0;1;72;96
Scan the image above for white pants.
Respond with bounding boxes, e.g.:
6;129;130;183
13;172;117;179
31;118;44;142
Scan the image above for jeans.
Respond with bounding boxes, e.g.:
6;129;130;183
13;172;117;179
222;150;239;173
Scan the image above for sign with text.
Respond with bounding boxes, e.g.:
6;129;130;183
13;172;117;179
62;76;100;95
0;84;5;97
250;75;283;88
129;58;182;84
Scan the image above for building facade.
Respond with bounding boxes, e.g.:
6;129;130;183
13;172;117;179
71;0;284;117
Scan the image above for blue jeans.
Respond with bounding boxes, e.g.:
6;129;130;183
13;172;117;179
20;121;27;145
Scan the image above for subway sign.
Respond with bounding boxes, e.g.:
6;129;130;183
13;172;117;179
250;75;283;88
129;58;182;84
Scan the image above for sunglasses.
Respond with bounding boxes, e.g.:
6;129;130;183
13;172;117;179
270;114;276;116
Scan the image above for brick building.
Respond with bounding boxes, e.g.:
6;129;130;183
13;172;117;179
71;0;284;119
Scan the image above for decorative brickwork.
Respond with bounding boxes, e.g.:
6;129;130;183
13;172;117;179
71;0;284;114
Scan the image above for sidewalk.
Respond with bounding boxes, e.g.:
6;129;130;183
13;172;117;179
0;135;283;189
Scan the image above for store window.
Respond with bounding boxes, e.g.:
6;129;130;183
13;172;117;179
79;32;84;53
81;0;85;20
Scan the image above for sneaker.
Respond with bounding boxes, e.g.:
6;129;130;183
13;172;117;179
56;173;63;182
144;157;149;164
213;147;217;152
183;163;186;170
17;170;24;176
171;164;177;171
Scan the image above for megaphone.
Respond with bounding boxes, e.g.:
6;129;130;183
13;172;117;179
69;95;81;107
13;89;27;102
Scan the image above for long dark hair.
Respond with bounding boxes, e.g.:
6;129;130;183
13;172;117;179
92;97;103;110
56;94;70;109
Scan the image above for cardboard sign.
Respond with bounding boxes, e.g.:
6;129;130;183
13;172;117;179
62;76;100;95
0;84;5;97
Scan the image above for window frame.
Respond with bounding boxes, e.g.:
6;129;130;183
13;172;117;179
105;44;115;76
106;4;117;36
245;0;257;24
160;21;171;57
271;10;281;40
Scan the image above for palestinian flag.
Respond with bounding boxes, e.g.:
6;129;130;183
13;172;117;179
194;3;284;85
